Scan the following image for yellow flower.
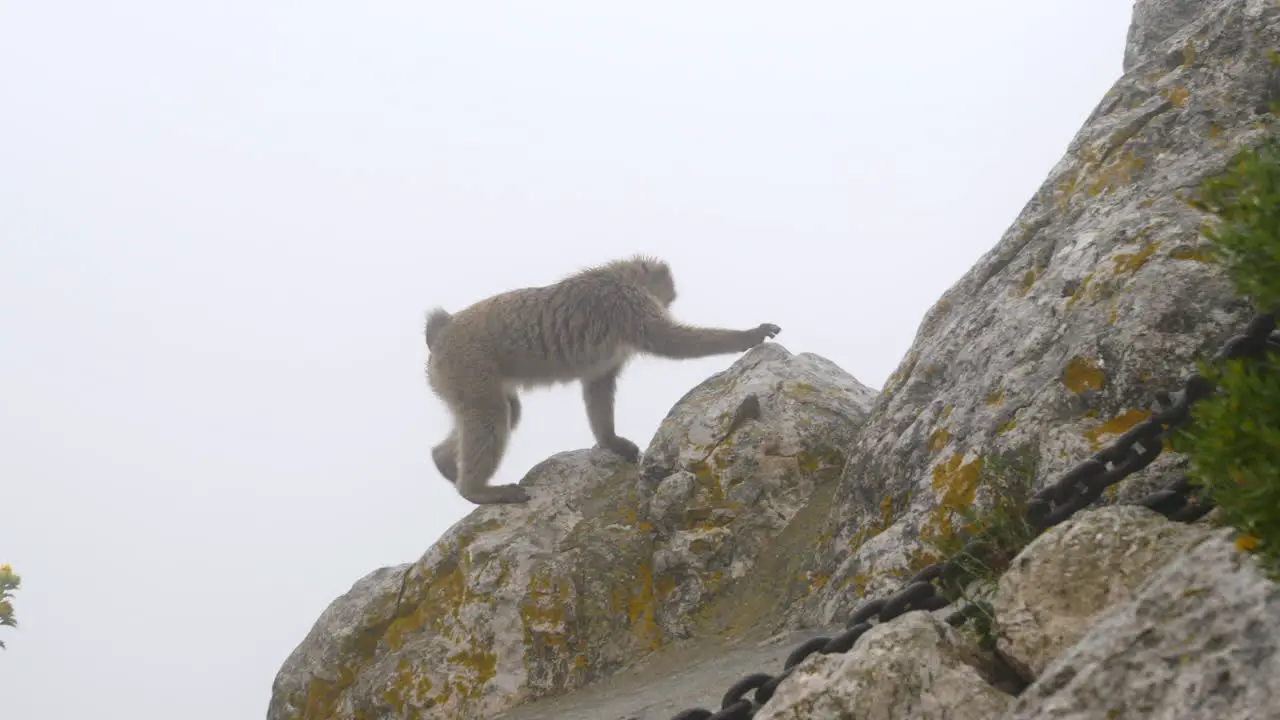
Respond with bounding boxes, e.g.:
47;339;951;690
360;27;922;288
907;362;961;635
1235;534;1260;551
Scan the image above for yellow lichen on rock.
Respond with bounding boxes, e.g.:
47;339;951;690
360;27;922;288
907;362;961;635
921;453;984;544
1063;356;1106;393
1161;86;1190;107
615;561;662;652
1066;273;1094;309
1084;408;1152;449
1085;151;1146;196
1171;245;1214;263
928;428;952;453
1018;267;1040;296
1111;241;1161;275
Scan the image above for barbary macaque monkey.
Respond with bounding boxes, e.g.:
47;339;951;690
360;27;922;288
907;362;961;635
423;254;781;505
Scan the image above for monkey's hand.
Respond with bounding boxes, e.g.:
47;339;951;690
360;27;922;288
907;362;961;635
601;435;642;463
744;323;782;348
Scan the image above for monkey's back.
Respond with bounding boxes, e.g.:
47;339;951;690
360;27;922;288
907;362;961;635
427;271;660;393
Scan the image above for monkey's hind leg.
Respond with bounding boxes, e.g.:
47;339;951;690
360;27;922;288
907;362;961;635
432;428;459;484
454;400;530;505
506;393;522;431
432;394;520;485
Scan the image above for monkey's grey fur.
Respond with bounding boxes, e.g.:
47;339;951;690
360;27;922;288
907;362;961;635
423;254;781;505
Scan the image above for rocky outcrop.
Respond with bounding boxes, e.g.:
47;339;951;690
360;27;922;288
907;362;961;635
738;502;1278;720
1005;526;1280;720
638;345;877;639
267;344;875;720
267;450;643;720
991;505;1215;681
800;0;1277;625
755;611;1013;720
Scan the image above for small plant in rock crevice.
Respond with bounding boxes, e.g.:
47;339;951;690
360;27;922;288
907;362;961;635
924;446;1041;649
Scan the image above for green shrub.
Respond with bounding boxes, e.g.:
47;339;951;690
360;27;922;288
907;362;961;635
0;564;18;649
1186;137;1280;312
1181;133;1280;580
1181;356;1280;578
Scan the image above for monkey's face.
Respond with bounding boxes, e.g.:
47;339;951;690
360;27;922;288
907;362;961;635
617;255;677;306
641;260;677;306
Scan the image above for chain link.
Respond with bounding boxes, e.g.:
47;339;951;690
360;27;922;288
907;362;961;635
664;312;1277;719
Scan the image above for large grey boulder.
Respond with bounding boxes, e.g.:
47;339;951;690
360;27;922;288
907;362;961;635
1003;528;1280;720
799;0;1277;626
755;611;1014;720
991;505;1216;681
638;343;876;639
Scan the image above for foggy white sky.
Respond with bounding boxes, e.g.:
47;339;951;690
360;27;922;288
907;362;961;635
0;2;1132;718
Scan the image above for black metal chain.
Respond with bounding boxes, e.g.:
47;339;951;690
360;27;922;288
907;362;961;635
666;311;1278;720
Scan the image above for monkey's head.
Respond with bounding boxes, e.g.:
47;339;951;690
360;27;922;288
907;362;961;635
613;254;677;307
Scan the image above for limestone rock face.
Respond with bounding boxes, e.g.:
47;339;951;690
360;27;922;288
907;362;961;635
1125;0;1222;72
639;343;877;638
267;344;875;720
801;0;1277;626
267;564;413;720
990;505;1215;681
267;450;644;720
755;611;1014;720
1003;529;1280;720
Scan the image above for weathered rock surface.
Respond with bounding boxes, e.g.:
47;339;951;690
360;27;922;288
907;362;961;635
268;449;643;720
743;505;1273;720
991;505;1216;680
268;564;414;717
268;343;875;720
798;0;1276;626
1003;528;1280;720
639;343;877;639
756;611;1014;720
490;623;846;720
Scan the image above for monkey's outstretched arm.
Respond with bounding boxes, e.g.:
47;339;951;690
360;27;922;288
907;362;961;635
582;368;641;462
642;318;781;360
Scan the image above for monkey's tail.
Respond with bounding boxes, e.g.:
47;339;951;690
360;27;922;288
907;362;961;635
424;307;453;351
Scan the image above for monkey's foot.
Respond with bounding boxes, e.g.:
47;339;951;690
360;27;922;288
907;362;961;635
601;435;641;463
463;484;531;505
